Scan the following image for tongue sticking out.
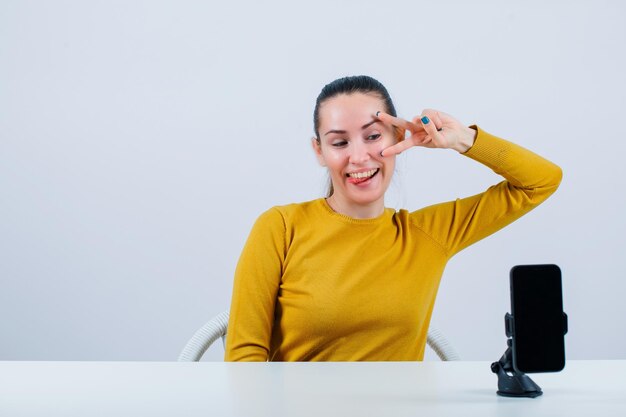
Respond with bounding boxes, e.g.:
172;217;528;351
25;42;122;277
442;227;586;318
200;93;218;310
350;176;370;184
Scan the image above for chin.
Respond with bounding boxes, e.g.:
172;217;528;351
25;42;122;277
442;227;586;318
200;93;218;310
346;189;386;205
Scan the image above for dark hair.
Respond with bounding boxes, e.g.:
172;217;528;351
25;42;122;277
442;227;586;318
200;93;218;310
313;75;397;197
313;75;397;140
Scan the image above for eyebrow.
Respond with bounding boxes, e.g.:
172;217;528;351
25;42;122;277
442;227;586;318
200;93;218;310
324;119;379;136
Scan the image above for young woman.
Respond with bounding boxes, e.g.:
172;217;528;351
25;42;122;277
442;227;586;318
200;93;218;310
225;75;562;361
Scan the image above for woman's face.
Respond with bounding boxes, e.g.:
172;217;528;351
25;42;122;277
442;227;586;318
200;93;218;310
314;92;399;208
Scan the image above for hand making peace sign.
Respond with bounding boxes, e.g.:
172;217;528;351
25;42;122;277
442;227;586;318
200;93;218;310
377;109;477;156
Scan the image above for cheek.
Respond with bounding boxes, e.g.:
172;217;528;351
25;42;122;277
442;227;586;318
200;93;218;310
322;150;348;171
371;134;398;157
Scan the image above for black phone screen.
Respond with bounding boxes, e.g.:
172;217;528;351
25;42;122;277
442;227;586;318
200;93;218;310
510;264;565;373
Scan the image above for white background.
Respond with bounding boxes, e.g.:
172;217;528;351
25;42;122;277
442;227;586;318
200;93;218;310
1;0;624;361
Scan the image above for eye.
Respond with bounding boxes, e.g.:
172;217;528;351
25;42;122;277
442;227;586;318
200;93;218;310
366;134;381;141
331;140;348;148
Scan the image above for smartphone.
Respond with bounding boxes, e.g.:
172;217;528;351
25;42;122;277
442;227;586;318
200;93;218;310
509;264;566;373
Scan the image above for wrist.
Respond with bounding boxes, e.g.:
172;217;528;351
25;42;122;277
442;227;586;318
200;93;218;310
453;126;477;153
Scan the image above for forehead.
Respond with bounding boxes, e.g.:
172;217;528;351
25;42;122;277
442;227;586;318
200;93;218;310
319;93;385;130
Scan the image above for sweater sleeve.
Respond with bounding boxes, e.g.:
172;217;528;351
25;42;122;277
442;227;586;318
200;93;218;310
410;126;563;256
224;207;286;361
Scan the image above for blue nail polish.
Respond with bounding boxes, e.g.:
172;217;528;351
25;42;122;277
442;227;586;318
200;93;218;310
421;116;430;124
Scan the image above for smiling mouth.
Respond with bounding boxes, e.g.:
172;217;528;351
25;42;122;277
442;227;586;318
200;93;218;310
346;168;380;184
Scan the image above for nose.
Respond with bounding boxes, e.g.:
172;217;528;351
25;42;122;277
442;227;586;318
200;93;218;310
348;141;371;165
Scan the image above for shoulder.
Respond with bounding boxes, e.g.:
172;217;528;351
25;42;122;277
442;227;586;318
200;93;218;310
394;205;439;226
392;207;431;233
256;199;325;227
269;199;325;220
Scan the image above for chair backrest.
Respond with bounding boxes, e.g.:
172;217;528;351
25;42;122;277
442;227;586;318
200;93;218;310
178;311;460;362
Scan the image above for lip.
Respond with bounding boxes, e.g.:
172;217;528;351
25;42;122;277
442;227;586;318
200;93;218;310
346;168;380;185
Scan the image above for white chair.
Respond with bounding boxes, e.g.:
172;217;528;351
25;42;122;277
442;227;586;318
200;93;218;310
178;311;460;362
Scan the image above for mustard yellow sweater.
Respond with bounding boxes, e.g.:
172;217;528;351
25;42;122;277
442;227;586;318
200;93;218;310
225;127;562;361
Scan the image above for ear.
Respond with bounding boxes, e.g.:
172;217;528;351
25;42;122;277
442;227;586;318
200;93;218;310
311;137;326;167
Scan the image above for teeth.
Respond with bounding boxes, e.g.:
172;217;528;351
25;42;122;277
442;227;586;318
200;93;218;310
348;169;378;179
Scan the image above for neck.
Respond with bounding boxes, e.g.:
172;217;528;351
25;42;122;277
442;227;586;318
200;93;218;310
326;195;385;219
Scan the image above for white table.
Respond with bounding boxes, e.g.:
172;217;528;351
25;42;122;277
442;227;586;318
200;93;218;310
1;360;624;416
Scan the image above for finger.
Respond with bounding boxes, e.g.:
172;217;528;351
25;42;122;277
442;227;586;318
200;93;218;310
412;115;441;134
380;137;427;157
380;140;413;157
419;114;444;143
421;109;445;131
376;111;423;134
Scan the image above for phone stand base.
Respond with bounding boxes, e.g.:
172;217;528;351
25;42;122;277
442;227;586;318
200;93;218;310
491;346;543;398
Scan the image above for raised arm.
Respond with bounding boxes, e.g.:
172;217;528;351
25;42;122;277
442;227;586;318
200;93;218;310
378;109;562;256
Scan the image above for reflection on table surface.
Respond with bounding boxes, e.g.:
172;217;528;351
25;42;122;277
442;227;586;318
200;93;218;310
1;360;625;417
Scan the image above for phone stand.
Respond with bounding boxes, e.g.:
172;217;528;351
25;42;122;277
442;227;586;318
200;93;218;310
491;339;543;398
491;311;568;398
